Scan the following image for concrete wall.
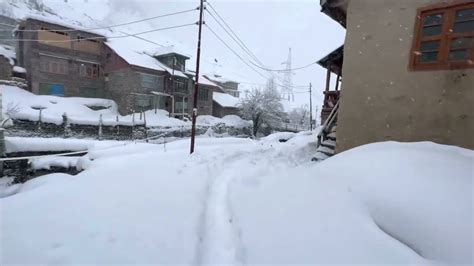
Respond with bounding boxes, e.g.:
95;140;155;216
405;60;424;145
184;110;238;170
337;0;474;152
0;56;12;80
212;102;239;118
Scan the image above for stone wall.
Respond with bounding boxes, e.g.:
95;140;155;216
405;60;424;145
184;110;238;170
212;101;239;118
6;118;253;140
0;56;12;80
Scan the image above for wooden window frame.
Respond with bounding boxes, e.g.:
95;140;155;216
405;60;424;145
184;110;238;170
409;0;474;71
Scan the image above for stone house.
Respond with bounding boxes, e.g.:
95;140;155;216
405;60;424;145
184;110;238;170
206;74;241;98
316;0;473;155
0;45;15;80
104;41;169;115
0;54;12;80
16;18;107;98
212;91;240;118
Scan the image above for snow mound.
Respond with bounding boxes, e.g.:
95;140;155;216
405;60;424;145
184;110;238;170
0;135;471;265
0;44;15;65
213;91;239;108
1;85;127;125
221;115;252;128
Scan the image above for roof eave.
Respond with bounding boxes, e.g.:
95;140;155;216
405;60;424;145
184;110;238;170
320;0;347;28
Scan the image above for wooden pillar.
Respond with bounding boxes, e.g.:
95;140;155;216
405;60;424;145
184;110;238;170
324;66;331;107
335;74;341;91
325;67;331;92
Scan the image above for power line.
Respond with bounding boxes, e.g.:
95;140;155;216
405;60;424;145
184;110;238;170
206;2;266;68
249;59;319;72
0;8;198;33
2;23;197;42
205;24;270;81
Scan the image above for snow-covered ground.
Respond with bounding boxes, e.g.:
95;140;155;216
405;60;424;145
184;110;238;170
0;132;472;265
1;85;251;128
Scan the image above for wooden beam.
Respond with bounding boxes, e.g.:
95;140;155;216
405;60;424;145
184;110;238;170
335;75;340;91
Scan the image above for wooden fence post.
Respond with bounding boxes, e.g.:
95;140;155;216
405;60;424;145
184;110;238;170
98;114;103;140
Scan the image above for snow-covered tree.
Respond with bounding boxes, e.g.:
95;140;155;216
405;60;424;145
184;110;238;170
288;105;310;128
239;78;286;136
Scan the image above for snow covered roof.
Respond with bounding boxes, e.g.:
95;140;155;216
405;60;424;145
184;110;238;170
213;92;239;108
153;45;191;59
194;75;221;88
13;66;26;73
206;74;239;84
0;45;16;65
21;15;105;37
106;41;166;73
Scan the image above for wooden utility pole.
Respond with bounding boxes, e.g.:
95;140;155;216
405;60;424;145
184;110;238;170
309;82;313;131
190;0;204;154
0;90;4;175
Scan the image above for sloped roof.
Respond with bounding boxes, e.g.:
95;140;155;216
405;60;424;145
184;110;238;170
153;45;191;59
213;92;239;108
106;40;188;78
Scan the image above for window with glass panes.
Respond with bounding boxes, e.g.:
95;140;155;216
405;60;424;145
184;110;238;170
410;1;474;70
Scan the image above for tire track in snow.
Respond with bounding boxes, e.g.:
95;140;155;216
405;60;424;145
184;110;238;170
194;150;252;266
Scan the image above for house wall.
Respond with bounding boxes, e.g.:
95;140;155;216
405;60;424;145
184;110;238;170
337;0;474;152
212;102;239;118
17;19;106;98
0;15;17;47
105;65;167;115
0;56;12;80
193;85;214;116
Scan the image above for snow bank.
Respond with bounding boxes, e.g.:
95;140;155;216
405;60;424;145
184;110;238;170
2;86;248;129
213;91;239;108
220;115;252;128
125;109;187;128
30;157;80;170
5;137;128;153
1;85;129;126
230;141;473;265
1;131;471;264
0;44;15;65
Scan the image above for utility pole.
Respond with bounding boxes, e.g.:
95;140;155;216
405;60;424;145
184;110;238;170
0;90;4;176
309;82;313;131
190;0;204;154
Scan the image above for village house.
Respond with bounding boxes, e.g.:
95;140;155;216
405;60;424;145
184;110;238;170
11;17;243;119
315;0;473;157
0;15;17;47
206;74;241;98
16;17;107;98
104;41;169;115
0;46;14;80
212;91;240;118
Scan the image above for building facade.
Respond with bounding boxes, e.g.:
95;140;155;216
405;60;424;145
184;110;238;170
319;0;473;153
16;18;106;98
0;15;17;47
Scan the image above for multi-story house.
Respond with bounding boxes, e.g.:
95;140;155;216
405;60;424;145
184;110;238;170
16;17;107;98
315;0;473;158
0;15;17;47
206;74;241;98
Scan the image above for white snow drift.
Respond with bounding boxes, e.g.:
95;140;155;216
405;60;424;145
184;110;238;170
0;134;472;265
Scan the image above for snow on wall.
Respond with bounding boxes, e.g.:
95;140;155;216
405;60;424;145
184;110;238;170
213;91;239;108
0;44;15;65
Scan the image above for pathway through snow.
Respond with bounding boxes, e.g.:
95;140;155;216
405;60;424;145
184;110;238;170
195;151;251;266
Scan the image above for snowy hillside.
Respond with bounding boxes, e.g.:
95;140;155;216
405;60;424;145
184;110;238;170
0;133;472;264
